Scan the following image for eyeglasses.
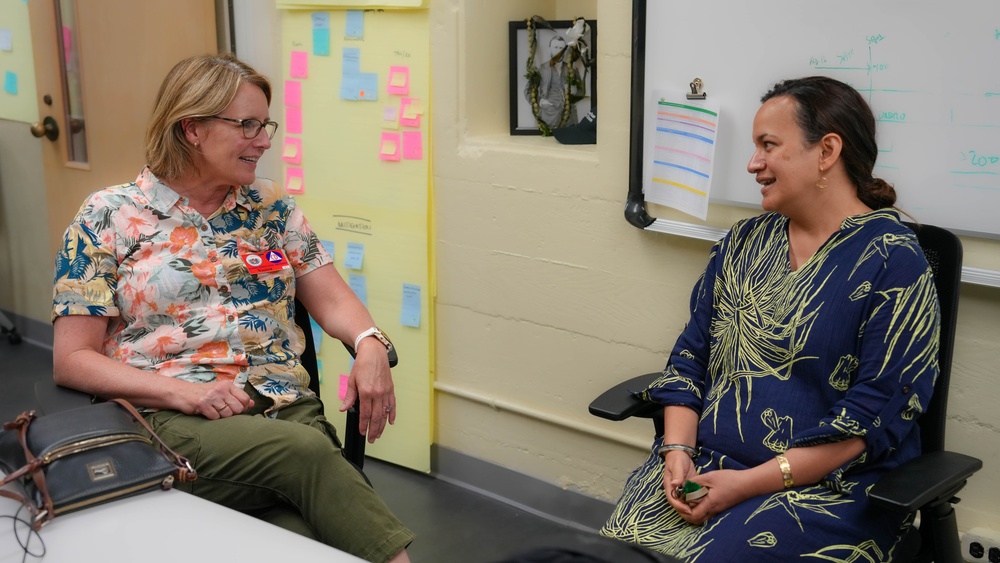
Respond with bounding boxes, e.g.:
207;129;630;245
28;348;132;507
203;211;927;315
205;116;279;140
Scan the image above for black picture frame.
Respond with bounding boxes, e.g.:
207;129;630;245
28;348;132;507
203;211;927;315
508;19;597;136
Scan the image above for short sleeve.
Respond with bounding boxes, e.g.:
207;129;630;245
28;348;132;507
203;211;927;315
52;194;123;321
282;197;332;277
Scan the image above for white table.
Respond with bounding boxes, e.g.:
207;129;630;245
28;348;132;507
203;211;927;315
0;488;364;562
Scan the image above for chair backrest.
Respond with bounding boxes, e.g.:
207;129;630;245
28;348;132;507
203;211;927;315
904;222;963;455
294;299;322;396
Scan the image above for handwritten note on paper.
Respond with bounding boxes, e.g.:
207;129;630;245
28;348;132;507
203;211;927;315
344;242;365;270
286;107;303;134
320;239;335;262
309;315;324;352
312;12;331;56
0;29;12;52
387;66;409;96
402;131;423;160
282;137;302;165
399;98;422;128
643;91;721;221
286;167;305;194
348;274;368;306
3;71;16;95
380;132;401;161
285;80;302;107
400;283;421;328
290;51;308;78
382;105;399;129
345;10;364;39
339;374;349;399
340;47;378;101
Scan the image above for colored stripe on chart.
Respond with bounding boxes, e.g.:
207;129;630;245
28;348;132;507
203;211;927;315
656;146;711;163
652;177;707;196
658;100;718;117
658;110;717;128
657;127;715;144
658;117;716;134
653;160;710;179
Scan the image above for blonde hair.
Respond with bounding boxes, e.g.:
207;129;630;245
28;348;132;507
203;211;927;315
145;53;271;180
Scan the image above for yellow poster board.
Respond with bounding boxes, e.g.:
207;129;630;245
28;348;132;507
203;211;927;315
0;0;39;123
281;9;431;472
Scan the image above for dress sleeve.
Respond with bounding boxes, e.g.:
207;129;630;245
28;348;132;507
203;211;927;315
52;193;122;320
791;241;940;464
642;237;726;412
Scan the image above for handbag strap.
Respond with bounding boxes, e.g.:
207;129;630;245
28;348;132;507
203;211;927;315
106;399;197;483
1;410;49;528
0;399;198;530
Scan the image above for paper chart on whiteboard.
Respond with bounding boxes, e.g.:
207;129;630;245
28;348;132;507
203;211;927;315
643;91;721;221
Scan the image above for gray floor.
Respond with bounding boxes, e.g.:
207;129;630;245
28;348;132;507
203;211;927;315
0;339;604;563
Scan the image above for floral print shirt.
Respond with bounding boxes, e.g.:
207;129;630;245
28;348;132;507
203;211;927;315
52;167;331;415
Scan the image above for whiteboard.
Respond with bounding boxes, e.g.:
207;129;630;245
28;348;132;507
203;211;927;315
638;0;1000;238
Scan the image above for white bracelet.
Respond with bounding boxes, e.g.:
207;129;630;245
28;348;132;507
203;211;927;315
353;327;392;352
354;327;378;351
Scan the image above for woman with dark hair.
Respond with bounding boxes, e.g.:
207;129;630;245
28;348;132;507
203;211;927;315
52;53;413;562
601;76;939;560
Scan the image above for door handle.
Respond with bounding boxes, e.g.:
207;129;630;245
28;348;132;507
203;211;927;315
30;116;60;142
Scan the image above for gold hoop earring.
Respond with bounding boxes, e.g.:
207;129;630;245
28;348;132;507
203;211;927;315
816;176;828;189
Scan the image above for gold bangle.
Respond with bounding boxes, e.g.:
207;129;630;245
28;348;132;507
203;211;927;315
775;453;794;488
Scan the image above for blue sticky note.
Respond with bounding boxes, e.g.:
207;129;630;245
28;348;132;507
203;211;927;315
309;315;323;353
311;12;331;29
320;239;335;262
345;10;364;38
344;242;365;270
3;71;17;95
348;274;368;306
340;73;378;101
401;284;421;328
342;47;361;75
313;28;331;56
316;359;324;384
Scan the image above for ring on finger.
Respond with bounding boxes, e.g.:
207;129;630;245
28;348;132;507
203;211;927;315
384;404;393;413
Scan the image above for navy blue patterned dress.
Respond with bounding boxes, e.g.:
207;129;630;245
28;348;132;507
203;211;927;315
601;210;939;562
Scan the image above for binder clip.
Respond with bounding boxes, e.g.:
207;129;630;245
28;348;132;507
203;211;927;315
687;78;707;100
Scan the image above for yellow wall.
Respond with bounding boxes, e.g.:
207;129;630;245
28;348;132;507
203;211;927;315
429;0;1000;531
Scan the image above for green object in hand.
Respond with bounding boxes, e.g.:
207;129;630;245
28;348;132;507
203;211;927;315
681;480;707;502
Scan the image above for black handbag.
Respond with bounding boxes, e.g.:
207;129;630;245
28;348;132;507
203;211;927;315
0;398;196;530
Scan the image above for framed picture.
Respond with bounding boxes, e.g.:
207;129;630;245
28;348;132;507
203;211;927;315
509;18;597;136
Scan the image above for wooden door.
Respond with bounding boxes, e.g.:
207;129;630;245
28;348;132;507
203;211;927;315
28;0;218;254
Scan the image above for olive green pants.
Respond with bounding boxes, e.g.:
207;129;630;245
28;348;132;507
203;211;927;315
143;389;413;563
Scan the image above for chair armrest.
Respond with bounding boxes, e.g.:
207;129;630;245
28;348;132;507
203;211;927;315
343;400;367;470
34;380;93;414
869;450;982;512
588;372;664;421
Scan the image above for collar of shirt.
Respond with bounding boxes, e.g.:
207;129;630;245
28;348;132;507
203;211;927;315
136;167;255;216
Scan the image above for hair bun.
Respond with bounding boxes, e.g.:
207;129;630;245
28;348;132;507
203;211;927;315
860;177;897;209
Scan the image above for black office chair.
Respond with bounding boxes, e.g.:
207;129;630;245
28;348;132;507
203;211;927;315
588;223;981;563
34;299;379;470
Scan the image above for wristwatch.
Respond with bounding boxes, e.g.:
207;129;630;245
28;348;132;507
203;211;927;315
354;327;393;353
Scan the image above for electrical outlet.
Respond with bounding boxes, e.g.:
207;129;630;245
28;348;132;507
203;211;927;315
962;527;1000;563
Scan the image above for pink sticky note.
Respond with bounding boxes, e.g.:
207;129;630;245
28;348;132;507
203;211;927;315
290;51;308;78
62;26;72;64
379;132;401;161
387;66;410;96
285;107;303;134
402;131;423;160
285;80;302;107
285;167;305;194
399;98;421;128
281;137;302;165
338;374;349;400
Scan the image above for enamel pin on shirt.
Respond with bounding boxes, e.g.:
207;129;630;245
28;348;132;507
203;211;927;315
241;249;290;274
